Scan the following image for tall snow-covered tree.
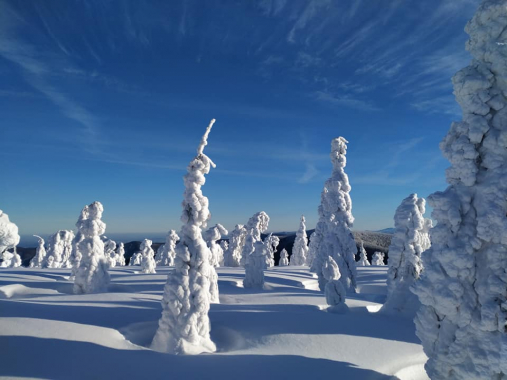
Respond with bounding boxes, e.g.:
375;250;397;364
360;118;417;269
307;231;320;269
312;137;357;292
151;119;217;355
44;230;74;269
291;215;309;266
102;236;117;268
279;248;289;266
412;2;507;378
356;240;370;266
73;202;110;294
219;240;228;263
70;206;88;279
29;235;46;268
322;256;348;313
381;194;431;315
0;211;20;264
140;239;156;274
156;230;179;266
223;224;246;267
115;242;126;266
371;252;385;266
205;224;228;267
244;236;268;289
264;233;279;268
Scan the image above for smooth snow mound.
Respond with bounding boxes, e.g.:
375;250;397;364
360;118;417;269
0;284;60;299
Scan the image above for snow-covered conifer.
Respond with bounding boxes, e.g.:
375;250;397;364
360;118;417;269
412;2;507;377
356;240;370;266
29;235;46;268
44;230;74;269
243;236;268;288
322;256;348;313
0;211;20;264
312;137;357;292
279;248;289;266
371;252;385;266
264;233;279;268
240;211;269;266
70;206;88;279
129;252;142;266
205;224;228;267
151;119;217;355
115;242;126;266
223;224;246;267
140;239;156;274
381;194;431;315
156;230;179;266
219;240;228;265
60;231;74;268
308;231;321;269
291;215;309;266
102;236;117;268
73;201;110;294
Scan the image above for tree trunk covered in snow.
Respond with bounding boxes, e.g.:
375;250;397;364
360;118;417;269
313;137;357;293
412;2;507;378
151;119;217;355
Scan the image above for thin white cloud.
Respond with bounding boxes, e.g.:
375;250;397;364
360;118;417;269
314;90;380;112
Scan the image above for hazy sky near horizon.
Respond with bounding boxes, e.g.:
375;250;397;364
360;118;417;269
1;0;480;236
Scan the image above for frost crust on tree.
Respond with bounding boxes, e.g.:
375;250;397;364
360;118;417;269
243;236;268;288
140;239;156;274
0;210;21;268
115;242;126;266
73;202;110;294
291;215;309;266
279;248;289;266
308;231;321;269
223;224;246;267
371;252;385;266
102;236;117;268
381;194;431;315
312;137;358;292
241;212;269;267
412;2;507;378
204;224;227;303
44;230;74;269
356;240;370;266
264;233;279;268
29;235;47;268
151;119;217;355
156;230;179;266
129;253;142;266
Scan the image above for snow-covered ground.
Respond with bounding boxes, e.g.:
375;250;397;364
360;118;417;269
0;266;428;380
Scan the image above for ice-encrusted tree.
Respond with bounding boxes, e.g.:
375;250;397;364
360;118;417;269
322;256;348;313
0;210;21;268
291;215;309;266
279;248;289;266
312;137;358;292
223;224;246;267
151;119;217;355
156;230;179;266
412;2;507;378
129;252;142;266
115;242;126;266
241;211;270;267
381;194;431;315
102;236;117;268
70;206;88;279
356;240;370;266
307;231;320;269
371;252;385;266
205;224;228;267
140;239;156;274
243;236;268;289
219;240;228;264
44;230;74;269
73;201;110;294
264;233;279;268
29;235;47;268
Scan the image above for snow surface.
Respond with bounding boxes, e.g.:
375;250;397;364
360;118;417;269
0;265;429;380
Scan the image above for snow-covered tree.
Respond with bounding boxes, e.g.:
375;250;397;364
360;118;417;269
219;240;228;264
102;236;117;268
307;231;320;269
264;233;279;268
29;235;46;268
44;230;74;269
0;211;20;265
70;206;88;279
243;236;268;289
291;215;309;266
312;137;358;292
381;194;431;315
322;256;348;313
356;240;370;266
156;230;179;266
140;239;156;274
241;211;270;266
73;201;110;294
223;224;246;267
371;252;385;266
129;252;142;266
412;2;507;378
151;119;217;355
115;242;126;266
205;224;228;267
279;248;289;266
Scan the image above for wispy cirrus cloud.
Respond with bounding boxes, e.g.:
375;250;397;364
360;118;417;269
313;90;380;112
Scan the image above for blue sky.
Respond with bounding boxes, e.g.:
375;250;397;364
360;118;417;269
0;0;480;239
